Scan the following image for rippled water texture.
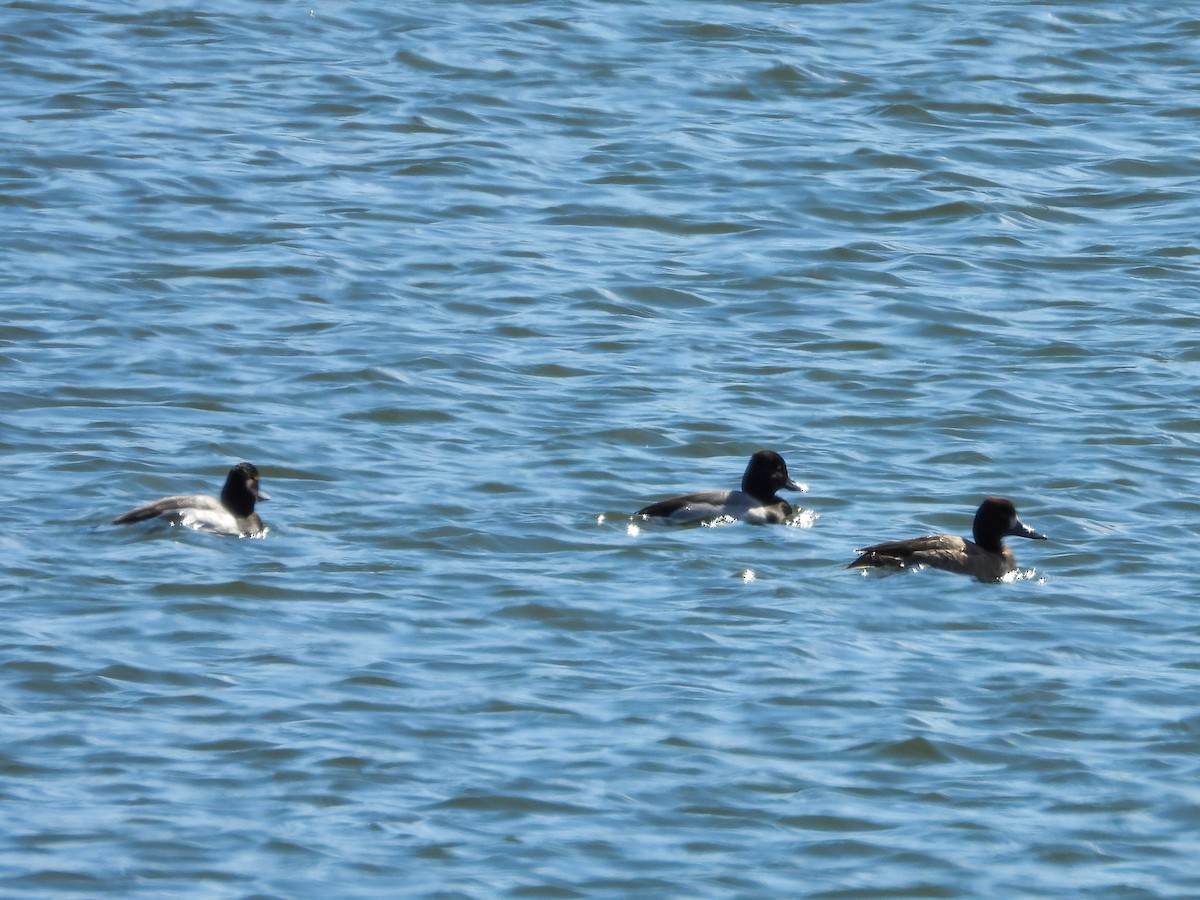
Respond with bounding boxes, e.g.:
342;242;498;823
4;2;1200;896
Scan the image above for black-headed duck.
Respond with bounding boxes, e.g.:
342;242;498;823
113;462;269;537
636;450;805;525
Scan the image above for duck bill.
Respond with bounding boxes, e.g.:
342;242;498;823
784;478;806;492
257;487;271;502
1010;517;1045;540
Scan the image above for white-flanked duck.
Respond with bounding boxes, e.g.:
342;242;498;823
636;450;805;525
113;462;269;537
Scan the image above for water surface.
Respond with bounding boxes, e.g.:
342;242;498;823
3;2;1200;896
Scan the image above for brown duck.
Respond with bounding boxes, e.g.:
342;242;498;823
849;497;1046;581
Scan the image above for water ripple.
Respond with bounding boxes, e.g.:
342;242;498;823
3;1;1200;897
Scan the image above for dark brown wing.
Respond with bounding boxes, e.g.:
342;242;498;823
848;534;969;572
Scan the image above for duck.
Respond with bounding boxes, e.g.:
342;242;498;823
112;462;269;537
848;496;1045;581
635;449;805;525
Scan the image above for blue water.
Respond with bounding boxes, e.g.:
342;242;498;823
4;1;1200;896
